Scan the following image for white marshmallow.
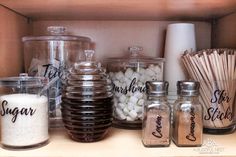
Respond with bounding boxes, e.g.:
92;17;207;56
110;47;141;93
115;92;122;98
131;72;140;81
129;110;138;119
139;74;147;82
134;92;143;99
145;68;155;77
125;68;133;78
123;107;130;115
138;113;143;119
138;68;146;75
118;103;125;109
124;77;131;85
119;95;127;103
126;116;135;121
137;99;145;106
115;108;126;120
113;80;121;87
127;102;134;111
115;71;124;80
129;96;138;104
134;106;142;113
154;65;161;74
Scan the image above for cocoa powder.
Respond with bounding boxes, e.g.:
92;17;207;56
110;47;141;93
142;109;170;146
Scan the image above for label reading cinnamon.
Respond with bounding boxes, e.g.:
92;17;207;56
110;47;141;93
177;107;202;146
186;107;196;141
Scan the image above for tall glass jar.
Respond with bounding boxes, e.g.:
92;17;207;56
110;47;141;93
142;81;171;147
106;46;164;129
22;26;91;128
172;81;203;147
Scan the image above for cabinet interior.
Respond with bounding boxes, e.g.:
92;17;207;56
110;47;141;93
0;2;236;77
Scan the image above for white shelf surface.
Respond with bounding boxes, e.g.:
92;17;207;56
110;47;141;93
1;128;236;157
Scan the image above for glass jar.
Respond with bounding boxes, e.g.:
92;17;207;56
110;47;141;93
106;46;164;129
22;26;91;128
172;81;203;147
61;50;113;142
0;74;49;149
142;81;171;147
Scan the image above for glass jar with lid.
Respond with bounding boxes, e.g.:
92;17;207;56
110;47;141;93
22;26;92;128
106;46;164;129
61;50;113;142
0;73;49;149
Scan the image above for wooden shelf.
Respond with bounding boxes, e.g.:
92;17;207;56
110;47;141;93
1;128;236;157
1;0;236;20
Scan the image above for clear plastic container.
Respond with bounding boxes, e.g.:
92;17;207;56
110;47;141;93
0;73;49;149
22;26;91;128
106;46;164;129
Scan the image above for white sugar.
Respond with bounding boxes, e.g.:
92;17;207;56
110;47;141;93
0;94;48;147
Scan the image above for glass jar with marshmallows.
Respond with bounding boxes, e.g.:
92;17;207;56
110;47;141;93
106;46;164;129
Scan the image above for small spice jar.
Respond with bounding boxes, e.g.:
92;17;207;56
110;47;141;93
0;74;49;149
142;81;171;147
172;81;203;147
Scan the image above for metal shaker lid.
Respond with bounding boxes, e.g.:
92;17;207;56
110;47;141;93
177;81;200;96
146;81;169;96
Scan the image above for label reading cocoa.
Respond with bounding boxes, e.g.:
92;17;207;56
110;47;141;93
143;109;170;146
152;115;163;138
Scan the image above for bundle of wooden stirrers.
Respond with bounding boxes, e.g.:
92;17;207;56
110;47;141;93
181;49;236;129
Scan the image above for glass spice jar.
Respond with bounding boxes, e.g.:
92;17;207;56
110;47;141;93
172;81;203;147
142;81;171;147
106;46;164;129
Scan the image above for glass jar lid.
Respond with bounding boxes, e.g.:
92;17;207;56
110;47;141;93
22;26;91;42
0;73;48;87
106;46;165;64
63;50;113;101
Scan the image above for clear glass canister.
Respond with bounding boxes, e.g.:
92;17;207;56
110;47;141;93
61;50;113;142
0;74;49;149
106;46;164;129
22;26;91;128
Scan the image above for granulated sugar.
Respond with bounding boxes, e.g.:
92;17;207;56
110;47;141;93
0;94;48;147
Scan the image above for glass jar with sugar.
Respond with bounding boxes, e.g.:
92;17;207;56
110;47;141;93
0;73;49;149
